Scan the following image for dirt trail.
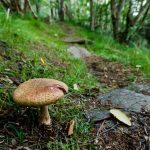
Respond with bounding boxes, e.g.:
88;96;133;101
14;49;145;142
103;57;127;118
62;24;144;88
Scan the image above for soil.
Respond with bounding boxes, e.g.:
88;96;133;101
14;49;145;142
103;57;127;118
0;107;69;149
84;55;149;150
85;55;144;88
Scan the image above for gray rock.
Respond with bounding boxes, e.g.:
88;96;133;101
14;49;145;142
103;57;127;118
126;83;150;95
67;46;91;58
85;110;111;122
97;89;150;112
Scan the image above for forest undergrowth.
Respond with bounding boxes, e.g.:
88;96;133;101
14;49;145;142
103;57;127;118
0;11;150;149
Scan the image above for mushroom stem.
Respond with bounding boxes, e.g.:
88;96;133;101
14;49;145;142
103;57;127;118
39;105;51;125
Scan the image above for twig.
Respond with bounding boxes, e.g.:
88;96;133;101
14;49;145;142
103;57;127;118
94;120;105;144
144;126;148;136
99;122;119;135
97;120;105;136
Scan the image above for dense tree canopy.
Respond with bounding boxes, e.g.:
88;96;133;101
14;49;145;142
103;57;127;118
1;0;150;44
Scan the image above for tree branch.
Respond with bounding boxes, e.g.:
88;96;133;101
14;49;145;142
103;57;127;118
25;0;38;18
134;0;150;25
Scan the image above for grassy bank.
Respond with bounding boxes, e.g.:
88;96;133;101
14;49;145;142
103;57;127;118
0;10;97;149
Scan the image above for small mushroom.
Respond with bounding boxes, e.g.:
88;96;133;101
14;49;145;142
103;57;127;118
13;78;68;126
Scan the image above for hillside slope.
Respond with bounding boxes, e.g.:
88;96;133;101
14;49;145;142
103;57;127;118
0;12;98;149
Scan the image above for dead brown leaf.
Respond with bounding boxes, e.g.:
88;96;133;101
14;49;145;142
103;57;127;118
68;119;75;136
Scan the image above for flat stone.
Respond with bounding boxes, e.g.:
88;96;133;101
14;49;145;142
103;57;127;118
126;83;150;95
64;37;91;44
85;110;111;122
67;46;91;58
97;89;150;112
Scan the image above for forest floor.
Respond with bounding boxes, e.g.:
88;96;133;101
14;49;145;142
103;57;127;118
0;19;150;150
62;24;150;149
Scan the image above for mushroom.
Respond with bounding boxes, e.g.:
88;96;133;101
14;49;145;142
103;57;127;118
13;78;68;126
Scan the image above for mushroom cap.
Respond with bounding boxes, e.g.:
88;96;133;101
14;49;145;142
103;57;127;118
13;78;68;106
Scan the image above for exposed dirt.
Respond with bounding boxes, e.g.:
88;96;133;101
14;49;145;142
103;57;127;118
92;109;150;150
85;55;144;89
70;90;150;150
0;107;69;149
84;55;149;150
84;55;150;150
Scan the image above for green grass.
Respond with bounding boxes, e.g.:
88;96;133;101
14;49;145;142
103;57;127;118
0;11;97;90
0;8;98;149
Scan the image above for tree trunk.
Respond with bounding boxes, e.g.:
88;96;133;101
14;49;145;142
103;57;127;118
35;3;40;14
104;4;109;31
1;0;21;13
122;0;150;43
59;0;64;21
110;0;125;41
1;0;38;18
90;0;94;31
110;0;150;43
110;0;119;40
65;4;73;21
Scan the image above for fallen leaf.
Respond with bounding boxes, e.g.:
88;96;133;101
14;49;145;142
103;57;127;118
73;83;79;91
110;109;131;126
11;138;17;146
144;135;150;141
136;65;141;68
68;119;75;136
136;65;141;71
54;33;58;37
16;146;32;150
0;140;4;144
40;57;45;64
0;76;13;84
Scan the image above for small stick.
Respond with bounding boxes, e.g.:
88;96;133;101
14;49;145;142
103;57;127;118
100;122;119;135
94;121;105;144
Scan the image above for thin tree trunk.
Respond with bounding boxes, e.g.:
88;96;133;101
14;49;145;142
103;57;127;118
104;4;109;31
35;3;40;14
51;9;54;19
122;0;150;43
1;0;38;18
111;0;119;40
26;0;38;18
90;0;94;31
110;0;126;41
59;0;64;21
65;4;73;21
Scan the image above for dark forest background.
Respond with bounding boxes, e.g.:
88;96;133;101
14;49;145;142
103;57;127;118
1;0;150;46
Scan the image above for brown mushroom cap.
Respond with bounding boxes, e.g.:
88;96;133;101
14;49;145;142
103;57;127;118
13;78;68;106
